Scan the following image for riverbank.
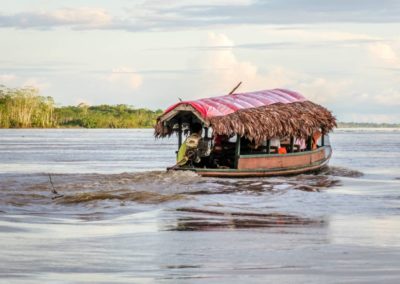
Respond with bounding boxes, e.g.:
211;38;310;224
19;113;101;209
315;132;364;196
2;125;400;130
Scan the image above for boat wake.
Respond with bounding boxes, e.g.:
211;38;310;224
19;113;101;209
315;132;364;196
0;166;361;228
319;166;363;177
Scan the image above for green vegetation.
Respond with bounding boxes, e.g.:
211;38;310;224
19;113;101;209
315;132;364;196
338;122;400;128
2;85;399;129
55;104;162;128
0;85;55;128
0;86;162;128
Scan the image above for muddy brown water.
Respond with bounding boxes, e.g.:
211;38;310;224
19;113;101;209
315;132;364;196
0;129;400;283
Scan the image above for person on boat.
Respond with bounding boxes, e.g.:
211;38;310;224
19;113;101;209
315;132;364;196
211;134;235;168
176;123;203;166
312;131;322;150
214;134;229;152
269;137;281;154
295;137;306;151
270;137;280;147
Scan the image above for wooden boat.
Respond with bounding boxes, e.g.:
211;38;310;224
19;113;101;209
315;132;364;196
155;88;336;177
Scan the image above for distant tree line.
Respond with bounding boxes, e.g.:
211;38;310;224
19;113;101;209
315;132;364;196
2;85;399;129
337;122;400;128
0;86;162;128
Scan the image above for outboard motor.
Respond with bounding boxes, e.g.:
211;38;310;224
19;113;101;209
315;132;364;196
185;134;202;164
182;134;212;166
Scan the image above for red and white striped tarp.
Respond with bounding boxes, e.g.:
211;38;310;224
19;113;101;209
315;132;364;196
162;89;306;119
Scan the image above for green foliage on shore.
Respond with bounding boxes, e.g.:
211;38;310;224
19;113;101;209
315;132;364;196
0;86;55;128
3;86;399;129
0;86;162;128
55;104;162;128
338;122;400;128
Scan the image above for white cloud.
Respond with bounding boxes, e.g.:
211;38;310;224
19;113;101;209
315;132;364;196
267;29;378;43
141;0;255;10
373;89;400;106
201;32;258;92
50;8;112;27
2;1;400;32
0;74;50;91
297;77;351;104
368;42;399;65
0;7;112;29
0;74;17;83
200;33;300;94
364;42;400;108
22;78;51;90
200;32;350;104
106;67;143;89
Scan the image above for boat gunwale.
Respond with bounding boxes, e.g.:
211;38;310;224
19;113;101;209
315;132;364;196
173;146;331;174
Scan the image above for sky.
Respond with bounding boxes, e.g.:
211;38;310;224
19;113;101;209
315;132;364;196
1;0;400;123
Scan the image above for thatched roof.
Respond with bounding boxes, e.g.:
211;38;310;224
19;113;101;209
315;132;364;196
154;89;336;145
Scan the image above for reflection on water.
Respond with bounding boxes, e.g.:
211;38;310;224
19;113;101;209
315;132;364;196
172;208;325;231
0;129;400;283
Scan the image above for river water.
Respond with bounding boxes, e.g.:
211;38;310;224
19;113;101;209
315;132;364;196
0;129;399;283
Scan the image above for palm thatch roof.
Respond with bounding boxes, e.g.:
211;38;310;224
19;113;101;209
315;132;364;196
154;89;336;145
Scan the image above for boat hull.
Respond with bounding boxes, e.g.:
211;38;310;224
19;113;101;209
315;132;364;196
172;146;332;177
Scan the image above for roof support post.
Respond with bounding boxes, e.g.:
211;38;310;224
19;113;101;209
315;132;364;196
290;136;295;153
264;139;270;154
234;135;241;169
307;135;312;151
